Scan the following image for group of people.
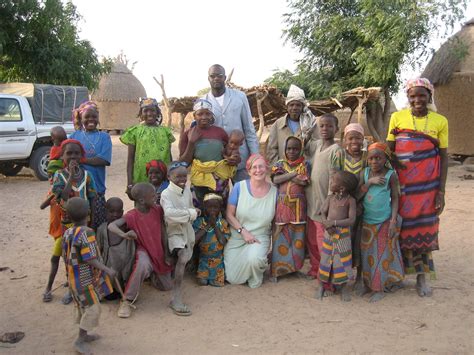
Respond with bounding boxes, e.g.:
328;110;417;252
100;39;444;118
40;65;448;354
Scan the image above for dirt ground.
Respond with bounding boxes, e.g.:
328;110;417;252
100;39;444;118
1;135;473;354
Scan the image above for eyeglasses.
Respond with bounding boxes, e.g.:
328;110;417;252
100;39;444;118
209;74;225;79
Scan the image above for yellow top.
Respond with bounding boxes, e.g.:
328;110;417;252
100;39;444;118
386;109;448;148
190;159;236;191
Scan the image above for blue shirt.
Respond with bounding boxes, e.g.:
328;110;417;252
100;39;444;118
70;130;112;194
287;119;300;134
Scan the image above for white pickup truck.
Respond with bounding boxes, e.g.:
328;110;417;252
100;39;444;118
0;83;88;180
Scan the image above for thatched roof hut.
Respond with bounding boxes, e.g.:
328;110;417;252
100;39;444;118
92;56;146;131
422;18;474;155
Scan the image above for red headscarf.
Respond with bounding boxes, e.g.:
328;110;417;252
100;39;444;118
60;139;86;158
368;142;392;159
146;159;168;177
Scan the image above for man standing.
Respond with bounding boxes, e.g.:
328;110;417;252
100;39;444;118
203;64;259;181
266;85;318;164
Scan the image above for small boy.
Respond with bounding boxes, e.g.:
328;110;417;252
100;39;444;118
305;113;342;279
41;126;67;302
96;197;135;296
108;183;173;318
62;197;115;355
222;129;245;166
160;161;199;316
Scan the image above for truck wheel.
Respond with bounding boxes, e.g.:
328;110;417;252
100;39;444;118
30;145;51;181
0;163;23;176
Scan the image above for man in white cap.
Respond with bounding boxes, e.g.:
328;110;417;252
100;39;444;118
266;85;318;164
202;64;259;182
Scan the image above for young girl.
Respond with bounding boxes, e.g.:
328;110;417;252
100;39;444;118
335;122;367;291
121;98;175;197
305;113;343;279
316;170;357;302
48;139;97;304
70;101;112;229
146;160;169;204
160;161;200;315
358;143;404;302
193;193;230;287
270;136;309;281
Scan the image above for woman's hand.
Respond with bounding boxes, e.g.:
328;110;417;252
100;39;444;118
368;176;385;186
435;191;445;215
242;229;260;244
125;184;134;200
188;127;202;144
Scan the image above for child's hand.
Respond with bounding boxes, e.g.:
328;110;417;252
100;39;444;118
208;215;217;227
291;175;308;186
227;153;240;166
124;230;138;240
195;208;201;216
389;219;397;238
165;253;174;266
68;160;80;178
368;176;385;186
321;219;334;228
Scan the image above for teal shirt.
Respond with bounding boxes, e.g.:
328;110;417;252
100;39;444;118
362;168;394;224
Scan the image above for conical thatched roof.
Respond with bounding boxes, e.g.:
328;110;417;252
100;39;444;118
92;57;146;102
422;18;474;85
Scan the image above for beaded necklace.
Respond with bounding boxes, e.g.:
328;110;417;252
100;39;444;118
411;111;429;133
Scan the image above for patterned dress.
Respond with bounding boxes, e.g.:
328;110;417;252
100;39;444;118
120;124;175;184
318;226;353;285
271;159;309;278
193;216;231;286
62;226;113;307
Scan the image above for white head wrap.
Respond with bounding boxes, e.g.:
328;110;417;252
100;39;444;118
285;85;317;140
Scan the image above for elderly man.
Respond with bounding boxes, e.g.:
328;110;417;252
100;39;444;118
266;85;318;164
202;64;259;182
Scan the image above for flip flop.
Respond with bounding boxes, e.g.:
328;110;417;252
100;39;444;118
168;302;192;316
0;331;25;344
61;292;73;305
42;291;52;303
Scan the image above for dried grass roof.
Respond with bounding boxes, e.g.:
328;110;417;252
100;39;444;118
168;84;380;128
92;59;146;102
422;18;474;85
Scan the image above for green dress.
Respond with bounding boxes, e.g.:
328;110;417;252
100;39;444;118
120;124;175;183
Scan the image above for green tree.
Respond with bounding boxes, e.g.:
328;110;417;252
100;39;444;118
0;0;111;90
267;0;467;140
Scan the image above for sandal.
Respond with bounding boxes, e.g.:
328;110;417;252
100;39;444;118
42;291;52;303
61;292;73;305
0;331;25;344
168;302;192;316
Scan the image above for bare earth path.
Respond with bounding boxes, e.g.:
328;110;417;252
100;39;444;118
1;135;473;354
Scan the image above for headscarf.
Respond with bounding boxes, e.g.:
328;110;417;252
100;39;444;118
405;78;434;94
203;193;223;202
146;159;168;177
72;101;99;130
246;153;267;172
60;139;86;159
284;136;305;167
344;123;364;136
285;84;316;141
193;98;213;113
138;98;162;123
168;161;188;173
405;78;437;112
368;142;392;160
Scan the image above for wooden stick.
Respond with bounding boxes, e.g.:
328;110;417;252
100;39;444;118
114;277;125;301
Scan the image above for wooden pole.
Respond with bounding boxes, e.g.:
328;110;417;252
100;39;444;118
153;75;172;127
256;90;269;140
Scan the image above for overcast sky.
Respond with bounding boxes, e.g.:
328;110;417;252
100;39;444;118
73;0;473;108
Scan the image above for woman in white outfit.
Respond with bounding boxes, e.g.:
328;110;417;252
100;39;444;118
224;154;277;288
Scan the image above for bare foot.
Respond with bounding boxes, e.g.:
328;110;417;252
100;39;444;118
323;289;334;297
369;292;385;303
355;283;369;297
314;286;324;300
416;274;433;297
341;285;351;302
197;279;208;286
353;279;365;294
74;338;92;355
269;276;278;283
83;334;100;343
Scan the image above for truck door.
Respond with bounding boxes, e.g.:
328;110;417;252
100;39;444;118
0;97;35;159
